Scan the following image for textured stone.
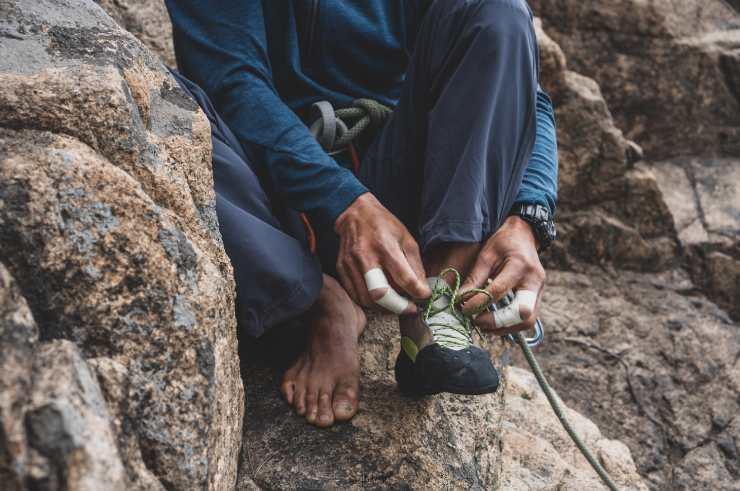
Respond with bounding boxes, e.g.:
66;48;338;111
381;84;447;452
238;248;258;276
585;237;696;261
499;367;647;491
238;312;646;490
0;127;242;490
535;22;679;271
0;1;243;489
651;158;740;318
530;0;740;160
95;0;176;66
0;263;38;491
513;268;740;490
0;263;132;491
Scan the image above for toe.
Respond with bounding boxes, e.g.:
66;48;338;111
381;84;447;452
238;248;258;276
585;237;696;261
305;389;319;424
332;380;359;422
294;384;307;415
316;390;335;428
281;379;295;405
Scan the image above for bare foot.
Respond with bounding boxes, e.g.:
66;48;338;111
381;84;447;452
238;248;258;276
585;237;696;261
281;275;366;428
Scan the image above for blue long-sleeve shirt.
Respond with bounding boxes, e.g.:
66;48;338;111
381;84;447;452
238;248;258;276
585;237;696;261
165;0;558;226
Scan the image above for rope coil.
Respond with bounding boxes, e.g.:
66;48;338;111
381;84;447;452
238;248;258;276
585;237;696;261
309;99;392;153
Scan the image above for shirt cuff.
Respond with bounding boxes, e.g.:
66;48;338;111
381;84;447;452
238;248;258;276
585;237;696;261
311;172;369;227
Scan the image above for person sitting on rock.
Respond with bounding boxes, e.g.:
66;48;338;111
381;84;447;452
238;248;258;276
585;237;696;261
164;0;558;428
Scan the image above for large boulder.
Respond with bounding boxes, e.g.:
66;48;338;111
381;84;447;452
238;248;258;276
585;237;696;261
530;0;740;161
0;263;133;491
95;0;176;66
0;1;243;489
651;157;740;319
534;22;679;271
514;267;740;490
238;312;647;490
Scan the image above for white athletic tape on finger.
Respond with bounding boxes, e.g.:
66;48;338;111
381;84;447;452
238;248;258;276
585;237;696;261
364;268;410;314
493;289;538;328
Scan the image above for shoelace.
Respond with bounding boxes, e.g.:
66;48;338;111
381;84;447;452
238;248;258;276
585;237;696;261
423;267;619;490
421;268;491;350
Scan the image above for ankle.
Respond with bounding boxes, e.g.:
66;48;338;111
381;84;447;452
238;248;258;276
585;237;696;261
424;242;480;277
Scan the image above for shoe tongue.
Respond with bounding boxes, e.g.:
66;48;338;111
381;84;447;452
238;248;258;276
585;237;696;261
425;276;469;350
427;277;450;310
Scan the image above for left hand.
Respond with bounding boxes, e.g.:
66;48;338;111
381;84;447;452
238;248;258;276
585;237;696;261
460;215;546;336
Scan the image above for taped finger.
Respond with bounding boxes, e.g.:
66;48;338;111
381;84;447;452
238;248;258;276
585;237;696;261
492;289;538;329
364;268;412;315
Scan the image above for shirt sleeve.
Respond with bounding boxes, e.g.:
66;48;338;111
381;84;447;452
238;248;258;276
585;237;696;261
513;87;559;215
165;0;368;226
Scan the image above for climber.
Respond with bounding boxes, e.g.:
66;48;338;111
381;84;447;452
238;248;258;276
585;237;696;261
165;0;558;428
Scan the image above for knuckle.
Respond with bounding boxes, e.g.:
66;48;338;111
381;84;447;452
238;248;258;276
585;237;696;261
520;312;536;325
489;283;507;299
479;249;496;266
369;288;386;302
399;272;416;288
349;242;365;256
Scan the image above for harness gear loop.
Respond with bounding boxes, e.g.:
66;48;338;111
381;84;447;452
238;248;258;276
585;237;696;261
308;99;392;153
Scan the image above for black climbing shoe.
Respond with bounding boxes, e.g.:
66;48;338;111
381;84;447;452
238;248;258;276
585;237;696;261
394;269;499;396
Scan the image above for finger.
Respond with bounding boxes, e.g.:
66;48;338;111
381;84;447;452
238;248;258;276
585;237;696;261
351;254;375;307
401;239;431;299
383;244;431;300
463;259;523;315
461;247;500;292
363;267;416;315
487;289;539;335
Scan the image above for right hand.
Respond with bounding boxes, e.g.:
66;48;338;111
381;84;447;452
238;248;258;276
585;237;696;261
334;193;431;312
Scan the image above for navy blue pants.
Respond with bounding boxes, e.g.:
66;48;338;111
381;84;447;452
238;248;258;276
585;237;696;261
175;0;538;339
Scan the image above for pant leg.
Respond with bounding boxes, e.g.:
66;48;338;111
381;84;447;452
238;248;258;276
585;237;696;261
171;70;323;339
360;0;540;251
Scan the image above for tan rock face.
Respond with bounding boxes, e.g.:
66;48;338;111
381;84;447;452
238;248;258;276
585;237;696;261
238;312;646;490
530;0;740;161
3;1;737;491
95;0;176;66
651;158;740;318
0;263;132;491
534;22;678;271
500;367;647;491
515;268;740;490
0;0;243;489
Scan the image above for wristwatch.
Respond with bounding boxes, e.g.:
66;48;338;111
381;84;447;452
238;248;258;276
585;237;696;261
508;203;557;251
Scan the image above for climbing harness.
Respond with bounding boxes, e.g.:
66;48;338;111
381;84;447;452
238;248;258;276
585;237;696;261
430;269;620;491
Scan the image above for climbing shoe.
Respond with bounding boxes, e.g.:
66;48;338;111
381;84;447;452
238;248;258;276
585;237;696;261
394;268;499;396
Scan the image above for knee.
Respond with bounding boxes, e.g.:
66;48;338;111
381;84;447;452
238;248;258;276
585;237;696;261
446;0;535;43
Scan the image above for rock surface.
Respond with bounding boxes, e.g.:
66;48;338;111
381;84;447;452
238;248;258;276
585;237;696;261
513;267;740;490
651;157;740;318
238;312;647;490
0;1;243;489
530;0;740;161
95;0;176;66
530;1;740;323
0;263;131;491
2;0;739;490
534;22;678;272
